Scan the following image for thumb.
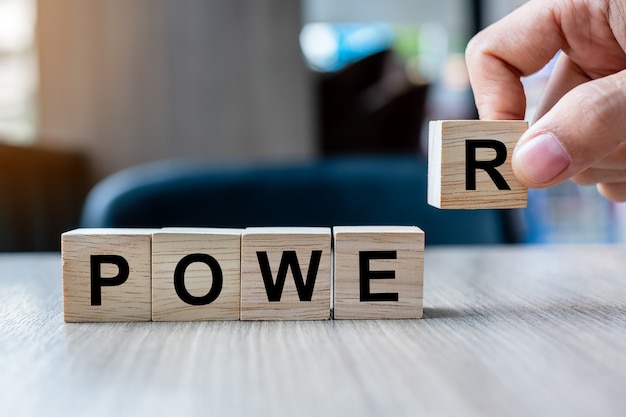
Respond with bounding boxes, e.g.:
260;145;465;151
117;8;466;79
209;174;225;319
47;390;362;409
512;69;626;188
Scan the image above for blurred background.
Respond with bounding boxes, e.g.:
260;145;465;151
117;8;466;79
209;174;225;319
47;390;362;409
0;0;623;251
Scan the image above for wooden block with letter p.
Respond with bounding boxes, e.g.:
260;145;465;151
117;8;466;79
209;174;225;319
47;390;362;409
152;228;242;321
240;227;331;320
428;120;528;209
333;226;424;320
62;228;154;322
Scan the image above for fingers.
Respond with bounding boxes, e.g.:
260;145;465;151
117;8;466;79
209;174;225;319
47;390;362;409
585;143;626;169
597;183;626;202
571;143;626;203
532;53;591;123
465;0;565;120
513;69;626;189
572;168;626;185
466;0;626;202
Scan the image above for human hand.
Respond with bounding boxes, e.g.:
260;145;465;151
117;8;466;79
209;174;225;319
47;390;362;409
465;0;626;201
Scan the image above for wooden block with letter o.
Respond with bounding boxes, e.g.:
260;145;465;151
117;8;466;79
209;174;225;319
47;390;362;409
240;227;331;320
333;226;424;320
151;228;242;321
62;228;154;322
428;120;528;209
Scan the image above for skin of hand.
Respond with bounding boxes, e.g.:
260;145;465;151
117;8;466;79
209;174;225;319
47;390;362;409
465;0;626;201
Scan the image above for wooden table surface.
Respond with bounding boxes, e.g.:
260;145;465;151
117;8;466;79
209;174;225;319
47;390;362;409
2;246;626;417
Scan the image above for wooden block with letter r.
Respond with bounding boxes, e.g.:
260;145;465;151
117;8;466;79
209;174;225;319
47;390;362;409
62;228;154;322
428;120;528;209
240;227;331;320
152;228;242;321
333;226;424;320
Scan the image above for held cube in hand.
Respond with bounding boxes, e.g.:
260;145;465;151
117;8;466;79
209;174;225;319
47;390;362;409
428;120;528;209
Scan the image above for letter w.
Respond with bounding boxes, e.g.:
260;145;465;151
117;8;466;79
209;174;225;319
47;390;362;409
256;250;322;302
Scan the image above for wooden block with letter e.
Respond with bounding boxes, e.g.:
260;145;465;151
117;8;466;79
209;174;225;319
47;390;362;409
62;228;154;322
152;228;242;321
428;120;528;209
333;226;424;320
240;227;331;320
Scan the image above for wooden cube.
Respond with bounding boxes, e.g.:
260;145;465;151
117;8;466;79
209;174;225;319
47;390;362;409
333;226;424;320
152;228;242;321
62;228;154;322
241;227;331;320
428;120;528;209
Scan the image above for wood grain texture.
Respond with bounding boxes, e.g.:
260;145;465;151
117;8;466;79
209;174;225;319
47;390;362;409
333;226;424;319
152;229;242;321
241;227;331;320
428;120;528;209
4;247;626;417
62;228;154;322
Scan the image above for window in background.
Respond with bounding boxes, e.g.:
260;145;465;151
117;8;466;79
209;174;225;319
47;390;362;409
0;0;37;145
300;23;395;72
301;0;477;126
300;0;475;158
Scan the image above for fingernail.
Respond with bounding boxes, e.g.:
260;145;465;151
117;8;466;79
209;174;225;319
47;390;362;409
514;132;571;184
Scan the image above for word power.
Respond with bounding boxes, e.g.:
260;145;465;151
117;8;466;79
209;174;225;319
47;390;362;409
428;120;528;209
62;226;424;322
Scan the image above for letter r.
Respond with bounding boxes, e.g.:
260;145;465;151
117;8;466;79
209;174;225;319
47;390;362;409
465;139;510;190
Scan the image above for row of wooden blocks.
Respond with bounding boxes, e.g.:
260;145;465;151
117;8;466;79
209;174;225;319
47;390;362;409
62;226;424;322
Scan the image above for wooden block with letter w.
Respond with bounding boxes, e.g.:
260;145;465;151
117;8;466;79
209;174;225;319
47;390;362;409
428;120;528;209
240;227;331;320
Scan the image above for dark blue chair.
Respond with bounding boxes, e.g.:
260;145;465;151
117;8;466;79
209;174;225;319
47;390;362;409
80;156;524;245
